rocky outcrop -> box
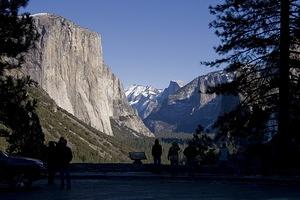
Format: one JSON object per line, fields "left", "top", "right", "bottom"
{"left": 159, "top": 80, "right": 185, "bottom": 100}
{"left": 23, "top": 13, "right": 152, "bottom": 137}
{"left": 144, "top": 71, "right": 240, "bottom": 133}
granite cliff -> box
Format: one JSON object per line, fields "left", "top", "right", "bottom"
{"left": 23, "top": 13, "right": 152, "bottom": 137}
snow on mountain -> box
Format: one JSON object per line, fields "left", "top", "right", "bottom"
{"left": 30, "top": 13, "right": 50, "bottom": 17}
{"left": 125, "top": 81, "right": 185, "bottom": 119}
{"left": 125, "top": 85, "right": 162, "bottom": 105}
{"left": 126, "top": 71, "right": 239, "bottom": 134}
{"left": 144, "top": 70, "right": 239, "bottom": 133}
{"left": 24, "top": 13, "right": 153, "bottom": 137}
{"left": 125, "top": 85, "right": 163, "bottom": 119}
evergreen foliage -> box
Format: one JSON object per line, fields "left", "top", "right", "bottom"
{"left": 0, "top": 0, "right": 38, "bottom": 74}
{"left": 189, "top": 125, "right": 217, "bottom": 165}
{"left": 0, "top": 0, "right": 44, "bottom": 158}
{"left": 206, "top": 0, "right": 300, "bottom": 144}
{"left": 26, "top": 85, "right": 191, "bottom": 163}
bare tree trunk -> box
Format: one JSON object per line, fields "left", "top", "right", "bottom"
{"left": 279, "top": 0, "right": 290, "bottom": 139}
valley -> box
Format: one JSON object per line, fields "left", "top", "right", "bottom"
{"left": 0, "top": 13, "right": 235, "bottom": 163}
{"left": 126, "top": 71, "right": 240, "bottom": 134}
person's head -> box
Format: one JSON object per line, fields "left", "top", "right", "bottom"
{"left": 58, "top": 137, "right": 64, "bottom": 143}
{"left": 62, "top": 138, "right": 67, "bottom": 146}
{"left": 59, "top": 137, "right": 67, "bottom": 146}
{"left": 155, "top": 139, "right": 159, "bottom": 145}
{"left": 222, "top": 143, "right": 226, "bottom": 148}
{"left": 48, "top": 141, "right": 55, "bottom": 148}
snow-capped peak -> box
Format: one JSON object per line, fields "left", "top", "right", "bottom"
{"left": 125, "top": 84, "right": 163, "bottom": 119}
{"left": 30, "top": 13, "right": 50, "bottom": 17}
{"left": 125, "top": 85, "right": 161, "bottom": 99}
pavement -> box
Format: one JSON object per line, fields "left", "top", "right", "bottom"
{"left": 1, "top": 163, "right": 300, "bottom": 199}
{"left": 1, "top": 178, "right": 300, "bottom": 200}
{"left": 69, "top": 171, "right": 300, "bottom": 185}
{"left": 67, "top": 163, "right": 300, "bottom": 185}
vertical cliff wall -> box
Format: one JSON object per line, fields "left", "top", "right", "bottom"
{"left": 23, "top": 13, "right": 152, "bottom": 137}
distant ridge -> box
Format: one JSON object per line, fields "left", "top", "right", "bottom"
{"left": 126, "top": 70, "right": 239, "bottom": 134}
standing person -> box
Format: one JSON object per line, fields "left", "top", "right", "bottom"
{"left": 235, "top": 146, "right": 247, "bottom": 175}
{"left": 183, "top": 141, "right": 198, "bottom": 167}
{"left": 168, "top": 142, "right": 180, "bottom": 166}
{"left": 218, "top": 143, "right": 229, "bottom": 173}
{"left": 47, "top": 141, "right": 57, "bottom": 185}
{"left": 56, "top": 137, "right": 73, "bottom": 190}
{"left": 152, "top": 139, "right": 162, "bottom": 166}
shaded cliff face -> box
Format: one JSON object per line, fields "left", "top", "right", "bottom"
{"left": 159, "top": 80, "right": 185, "bottom": 100}
{"left": 23, "top": 13, "right": 152, "bottom": 137}
{"left": 144, "top": 71, "right": 240, "bottom": 133}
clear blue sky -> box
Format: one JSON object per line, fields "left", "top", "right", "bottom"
{"left": 25, "top": 0, "right": 222, "bottom": 89}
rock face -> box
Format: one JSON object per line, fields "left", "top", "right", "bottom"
{"left": 23, "top": 13, "right": 152, "bottom": 137}
{"left": 159, "top": 80, "right": 185, "bottom": 100}
{"left": 143, "top": 71, "right": 240, "bottom": 133}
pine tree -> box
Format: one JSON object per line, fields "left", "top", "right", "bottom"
{"left": 206, "top": 0, "right": 300, "bottom": 145}
{"left": 190, "top": 125, "right": 216, "bottom": 164}
{"left": 0, "top": 0, "right": 44, "bottom": 158}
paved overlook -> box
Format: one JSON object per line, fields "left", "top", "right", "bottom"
{"left": 2, "top": 178, "right": 300, "bottom": 200}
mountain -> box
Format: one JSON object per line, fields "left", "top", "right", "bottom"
{"left": 0, "top": 85, "right": 192, "bottom": 163}
{"left": 28, "top": 86, "right": 136, "bottom": 163}
{"left": 134, "top": 71, "right": 240, "bottom": 134}
{"left": 21, "top": 13, "right": 152, "bottom": 137}
{"left": 125, "top": 85, "right": 162, "bottom": 119}
{"left": 159, "top": 80, "right": 185, "bottom": 100}
{"left": 125, "top": 80, "right": 184, "bottom": 119}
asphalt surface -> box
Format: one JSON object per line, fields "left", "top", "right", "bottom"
{"left": 1, "top": 178, "right": 300, "bottom": 200}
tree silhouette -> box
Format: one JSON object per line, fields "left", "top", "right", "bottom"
{"left": 0, "top": 0, "right": 38, "bottom": 74}
{"left": 190, "top": 125, "right": 216, "bottom": 164}
{"left": 205, "top": 0, "right": 300, "bottom": 145}
{"left": 0, "top": 0, "right": 44, "bottom": 158}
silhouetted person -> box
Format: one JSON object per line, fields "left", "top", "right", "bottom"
{"left": 56, "top": 137, "right": 73, "bottom": 189}
{"left": 218, "top": 143, "right": 229, "bottom": 173}
{"left": 168, "top": 142, "right": 180, "bottom": 166}
{"left": 183, "top": 141, "right": 198, "bottom": 167}
{"left": 152, "top": 139, "right": 162, "bottom": 165}
{"left": 47, "top": 141, "right": 57, "bottom": 185}
{"left": 235, "top": 146, "right": 247, "bottom": 175}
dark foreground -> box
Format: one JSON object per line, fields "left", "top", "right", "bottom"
{"left": 1, "top": 178, "right": 300, "bottom": 200}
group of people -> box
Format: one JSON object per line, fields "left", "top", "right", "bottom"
{"left": 46, "top": 137, "right": 229, "bottom": 186}
{"left": 46, "top": 137, "right": 73, "bottom": 189}
{"left": 151, "top": 139, "right": 184, "bottom": 166}
{"left": 152, "top": 139, "right": 229, "bottom": 168}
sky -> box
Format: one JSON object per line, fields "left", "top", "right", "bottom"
{"left": 24, "top": 0, "right": 222, "bottom": 89}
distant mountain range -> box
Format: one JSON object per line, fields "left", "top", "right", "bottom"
{"left": 126, "top": 71, "right": 240, "bottom": 134}
{"left": 125, "top": 80, "right": 184, "bottom": 119}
